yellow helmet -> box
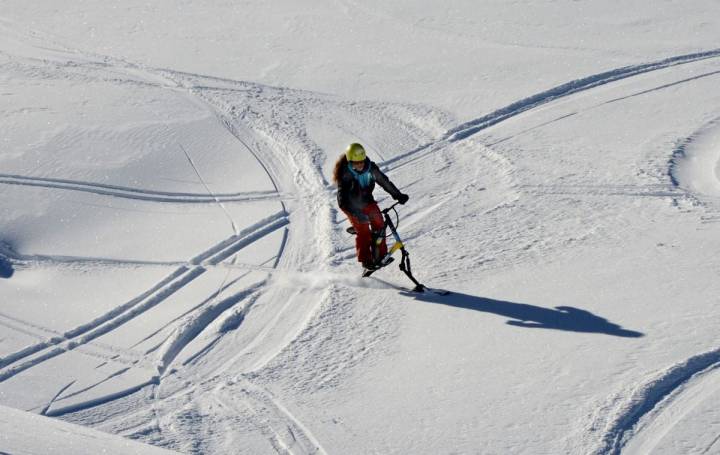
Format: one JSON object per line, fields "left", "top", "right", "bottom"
{"left": 345, "top": 143, "right": 366, "bottom": 162}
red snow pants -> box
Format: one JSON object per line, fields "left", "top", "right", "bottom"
{"left": 344, "top": 202, "right": 387, "bottom": 264}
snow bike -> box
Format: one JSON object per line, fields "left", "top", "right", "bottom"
{"left": 346, "top": 202, "right": 448, "bottom": 295}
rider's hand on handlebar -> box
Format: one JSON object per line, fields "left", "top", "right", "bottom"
{"left": 397, "top": 193, "right": 409, "bottom": 205}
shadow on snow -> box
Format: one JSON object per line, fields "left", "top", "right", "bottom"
{"left": 402, "top": 290, "right": 644, "bottom": 338}
{"left": 0, "top": 255, "right": 13, "bottom": 279}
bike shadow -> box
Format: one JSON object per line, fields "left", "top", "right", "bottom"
{"left": 401, "top": 289, "right": 644, "bottom": 338}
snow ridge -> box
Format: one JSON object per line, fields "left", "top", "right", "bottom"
{"left": 669, "top": 116, "right": 720, "bottom": 197}
{"left": 157, "top": 283, "right": 263, "bottom": 374}
{"left": 588, "top": 346, "right": 720, "bottom": 454}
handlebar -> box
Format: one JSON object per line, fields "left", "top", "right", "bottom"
{"left": 381, "top": 201, "right": 400, "bottom": 214}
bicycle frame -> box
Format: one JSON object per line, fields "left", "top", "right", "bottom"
{"left": 346, "top": 202, "right": 426, "bottom": 292}
{"left": 378, "top": 203, "right": 425, "bottom": 292}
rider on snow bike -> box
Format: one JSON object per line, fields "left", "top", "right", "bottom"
{"left": 333, "top": 143, "right": 409, "bottom": 271}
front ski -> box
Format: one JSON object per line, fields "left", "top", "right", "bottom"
{"left": 409, "top": 284, "right": 451, "bottom": 295}
{"left": 369, "top": 277, "right": 451, "bottom": 296}
{"left": 420, "top": 286, "right": 451, "bottom": 296}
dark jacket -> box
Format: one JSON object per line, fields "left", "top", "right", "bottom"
{"left": 337, "top": 159, "right": 403, "bottom": 214}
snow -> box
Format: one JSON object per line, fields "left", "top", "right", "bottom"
{"left": 671, "top": 117, "right": 720, "bottom": 198}
{"left": 0, "top": 404, "right": 175, "bottom": 454}
{"left": 2, "top": 1, "right": 720, "bottom": 454}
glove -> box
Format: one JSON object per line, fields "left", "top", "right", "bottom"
{"left": 396, "top": 193, "right": 409, "bottom": 205}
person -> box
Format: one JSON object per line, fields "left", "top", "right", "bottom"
{"left": 333, "top": 143, "right": 409, "bottom": 270}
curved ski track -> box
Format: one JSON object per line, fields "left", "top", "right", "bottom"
{"left": 142, "top": 67, "right": 333, "bottom": 454}
{"left": 379, "top": 48, "right": 720, "bottom": 173}
{"left": 586, "top": 347, "right": 720, "bottom": 455}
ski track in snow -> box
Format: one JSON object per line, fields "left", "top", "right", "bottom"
{"left": 61, "top": 53, "right": 338, "bottom": 450}
{"left": 0, "top": 45, "right": 343, "bottom": 448}
{"left": 626, "top": 366, "right": 720, "bottom": 454}
{"left": 0, "top": 174, "right": 288, "bottom": 204}
{"left": 0, "top": 311, "right": 155, "bottom": 372}
{"left": 519, "top": 183, "right": 685, "bottom": 199}
{"left": 584, "top": 347, "right": 720, "bottom": 454}
{"left": 211, "top": 379, "right": 327, "bottom": 455}
{"left": 9, "top": 254, "right": 281, "bottom": 272}
{"left": 155, "top": 285, "right": 263, "bottom": 376}
{"left": 5, "top": 27, "right": 720, "bottom": 453}
{"left": 0, "top": 212, "right": 289, "bottom": 382}
{"left": 96, "top": 289, "right": 328, "bottom": 452}
{"left": 39, "top": 380, "right": 77, "bottom": 416}
{"left": 379, "top": 48, "right": 720, "bottom": 174}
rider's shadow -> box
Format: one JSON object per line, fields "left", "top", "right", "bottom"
{"left": 0, "top": 256, "right": 13, "bottom": 279}
{"left": 401, "top": 290, "right": 644, "bottom": 338}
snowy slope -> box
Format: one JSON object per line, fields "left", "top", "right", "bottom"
{"left": 2, "top": 1, "right": 720, "bottom": 454}
{"left": 0, "top": 404, "right": 176, "bottom": 454}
